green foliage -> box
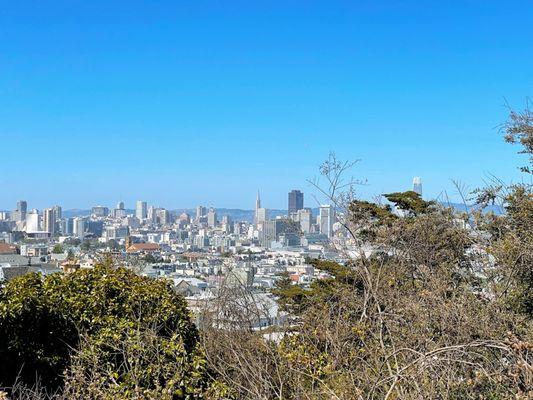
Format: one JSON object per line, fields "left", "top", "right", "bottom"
{"left": 51, "top": 244, "right": 63, "bottom": 254}
{"left": 349, "top": 200, "right": 395, "bottom": 224}
{"left": 490, "top": 185, "right": 533, "bottom": 317}
{"left": 0, "top": 262, "right": 209, "bottom": 398}
{"left": 271, "top": 273, "right": 308, "bottom": 314}
{"left": 503, "top": 106, "right": 533, "bottom": 173}
{"left": 384, "top": 190, "right": 434, "bottom": 215}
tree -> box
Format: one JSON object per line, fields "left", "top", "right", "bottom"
{"left": 383, "top": 190, "right": 434, "bottom": 215}
{"left": 0, "top": 260, "right": 216, "bottom": 398}
{"left": 197, "top": 108, "right": 533, "bottom": 399}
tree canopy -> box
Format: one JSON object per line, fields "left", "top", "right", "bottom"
{"left": 0, "top": 259, "right": 219, "bottom": 399}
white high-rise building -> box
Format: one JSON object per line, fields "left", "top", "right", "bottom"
{"left": 207, "top": 208, "right": 217, "bottom": 227}
{"left": 114, "top": 201, "right": 126, "bottom": 218}
{"left": 158, "top": 209, "right": 171, "bottom": 225}
{"left": 196, "top": 205, "right": 207, "bottom": 220}
{"left": 256, "top": 207, "right": 267, "bottom": 224}
{"left": 147, "top": 206, "right": 157, "bottom": 224}
{"left": 52, "top": 205, "right": 62, "bottom": 221}
{"left": 25, "top": 209, "right": 40, "bottom": 233}
{"left": 297, "top": 208, "right": 312, "bottom": 234}
{"left": 73, "top": 217, "right": 86, "bottom": 238}
{"left": 136, "top": 201, "right": 147, "bottom": 220}
{"left": 255, "top": 190, "right": 261, "bottom": 225}
{"left": 319, "top": 205, "right": 335, "bottom": 238}
{"left": 413, "top": 177, "right": 422, "bottom": 196}
{"left": 43, "top": 208, "right": 56, "bottom": 234}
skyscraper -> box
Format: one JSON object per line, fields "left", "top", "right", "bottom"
{"left": 73, "top": 217, "right": 86, "bottom": 238}
{"left": 297, "top": 208, "right": 312, "bottom": 234}
{"left": 196, "top": 205, "right": 207, "bottom": 220}
{"left": 147, "top": 206, "right": 157, "bottom": 224}
{"left": 25, "top": 209, "right": 40, "bottom": 233}
{"left": 61, "top": 218, "right": 74, "bottom": 235}
{"left": 114, "top": 202, "right": 126, "bottom": 218}
{"left": 255, "top": 190, "right": 261, "bottom": 224}
{"left": 288, "top": 190, "right": 304, "bottom": 216}
{"left": 413, "top": 177, "right": 422, "bottom": 196}
{"left": 52, "top": 205, "right": 62, "bottom": 221}
{"left": 13, "top": 200, "right": 28, "bottom": 222}
{"left": 256, "top": 208, "right": 267, "bottom": 224}
{"left": 207, "top": 208, "right": 217, "bottom": 227}
{"left": 136, "top": 201, "right": 147, "bottom": 220}
{"left": 43, "top": 208, "right": 56, "bottom": 234}
{"left": 158, "top": 209, "right": 171, "bottom": 225}
{"left": 319, "top": 205, "right": 335, "bottom": 238}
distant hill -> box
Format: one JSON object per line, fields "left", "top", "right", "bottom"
{"left": 441, "top": 202, "right": 504, "bottom": 215}
{"left": 60, "top": 203, "right": 503, "bottom": 222}
{"left": 171, "top": 208, "right": 291, "bottom": 223}
{"left": 62, "top": 209, "right": 91, "bottom": 218}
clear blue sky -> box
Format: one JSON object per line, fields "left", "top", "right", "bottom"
{"left": 1, "top": 0, "right": 532, "bottom": 210}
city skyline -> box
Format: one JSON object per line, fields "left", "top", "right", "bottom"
{"left": 0, "top": 179, "right": 412, "bottom": 212}
{"left": 1, "top": 1, "right": 531, "bottom": 209}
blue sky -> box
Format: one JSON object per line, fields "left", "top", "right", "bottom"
{"left": 0, "top": 0, "right": 532, "bottom": 210}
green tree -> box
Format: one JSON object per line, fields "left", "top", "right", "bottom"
{"left": 383, "top": 190, "right": 434, "bottom": 215}
{"left": 0, "top": 261, "right": 213, "bottom": 398}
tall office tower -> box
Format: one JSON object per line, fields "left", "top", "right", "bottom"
{"left": 17, "top": 200, "right": 27, "bottom": 218}
{"left": 136, "top": 201, "right": 147, "bottom": 220}
{"left": 87, "top": 220, "right": 104, "bottom": 236}
{"left": 297, "top": 208, "right": 312, "bottom": 234}
{"left": 114, "top": 201, "right": 126, "bottom": 218}
{"left": 196, "top": 205, "right": 207, "bottom": 220}
{"left": 207, "top": 207, "right": 217, "bottom": 227}
{"left": 158, "top": 209, "right": 171, "bottom": 225}
{"left": 255, "top": 190, "right": 261, "bottom": 224}
{"left": 319, "top": 205, "right": 335, "bottom": 238}
{"left": 52, "top": 205, "right": 62, "bottom": 221}
{"left": 73, "top": 217, "right": 86, "bottom": 238}
{"left": 61, "top": 218, "right": 74, "bottom": 235}
{"left": 261, "top": 218, "right": 298, "bottom": 248}
{"left": 256, "top": 207, "right": 267, "bottom": 224}
{"left": 221, "top": 215, "right": 233, "bottom": 233}
{"left": 25, "top": 209, "right": 40, "bottom": 233}
{"left": 288, "top": 190, "right": 304, "bottom": 216}
{"left": 413, "top": 177, "right": 423, "bottom": 196}
{"left": 147, "top": 206, "right": 157, "bottom": 223}
{"left": 43, "top": 208, "right": 56, "bottom": 234}
{"left": 13, "top": 200, "right": 28, "bottom": 222}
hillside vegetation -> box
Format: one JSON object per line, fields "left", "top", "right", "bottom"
{"left": 0, "top": 109, "right": 532, "bottom": 399}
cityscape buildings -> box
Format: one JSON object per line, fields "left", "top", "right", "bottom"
{"left": 288, "top": 189, "right": 304, "bottom": 216}
{"left": 1, "top": 184, "right": 448, "bottom": 333}
{"left": 318, "top": 205, "right": 335, "bottom": 238}
{"left": 136, "top": 201, "right": 147, "bottom": 220}
{"left": 25, "top": 209, "right": 40, "bottom": 234}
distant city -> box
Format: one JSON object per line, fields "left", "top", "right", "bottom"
{"left": 0, "top": 177, "right": 437, "bottom": 296}
{"left": 0, "top": 177, "right": 424, "bottom": 244}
